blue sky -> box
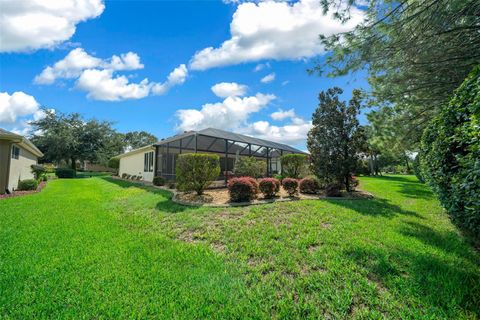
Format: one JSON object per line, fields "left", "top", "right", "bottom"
{"left": 0, "top": 0, "right": 368, "bottom": 150}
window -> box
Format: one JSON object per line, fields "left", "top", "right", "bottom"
{"left": 11, "top": 145, "right": 20, "bottom": 160}
{"left": 144, "top": 151, "right": 154, "bottom": 172}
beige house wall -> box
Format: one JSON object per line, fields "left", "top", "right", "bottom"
{"left": 119, "top": 149, "right": 155, "bottom": 182}
{"left": 8, "top": 143, "right": 38, "bottom": 191}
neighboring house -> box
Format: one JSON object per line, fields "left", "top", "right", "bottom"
{"left": 0, "top": 129, "right": 43, "bottom": 194}
{"left": 117, "top": 127, "right": 305, "bottom": 182}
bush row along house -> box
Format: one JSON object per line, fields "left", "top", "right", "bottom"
{"left": 0, "top": 129, "right": 43, "bottom": 194}
{"left": 117, "top": 127, "right": 306, "bottom": 182}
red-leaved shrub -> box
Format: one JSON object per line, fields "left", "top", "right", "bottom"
{"left": 299, "top": 177, "right": 320, "bottom": 194}
{"left": 282, "top": 178, "right": 298, "bottom": 196}
{"left": 228, "top": 177, "right": 259, "bottom": 202}
{"left": 258, "top": 178, "right": 280, "bottom": 198}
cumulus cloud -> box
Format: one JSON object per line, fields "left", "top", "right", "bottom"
{"left": 76, "top": 69, "right": 151, "bottom": 101}
{"left": 271, "top": 108, "right": 295, "bottom": 121}
{"left": 176, "top": 93, "right": 275, "bottom": 132}
{"left": 254, "top": 62, "right": 270, "bottom": 72}
{"left": 0, "top": 91, "right": 40, "bottom": 124}
{"left": 34, "top": 48, "right": 144, "bottom": 84}
{"left": 175, "top": 91, "right": 311, "bottom": 145}
{"left": 190, "top": 0, "right": 364, "bottom": 70}
{"left": 261, "top": 73, "right": 276, "bottom": 83}
{"left": 211, "top": 82, "right": 248, "bottom": 98}
{"left": 151, "top": 64, "right": 188, "bottom": 95}
{"left": 34, "top": 48, "right": 187, "bottom": 101}
{"left": 239, "top": 117, "right": 312, "bottom": 145}
{"left": 0, "top": 0, "right": 105, "bottom": 52}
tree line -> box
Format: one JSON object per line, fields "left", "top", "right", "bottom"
{"left": 30, "top": 110, "right": 157, "bottom": 169}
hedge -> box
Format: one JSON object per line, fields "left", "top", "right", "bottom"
{"left": 153, "top": 176, "right": 166, "bottom": 186}
{"left": 420, "top": 65, "right": 480, "bottom": 239}
{"left": 55, "top": 168, "right": 76, "bottom": 178}
{"left": 233, "top": 157, "right": 265, "bottom": 178}
{"left": 258, "top": 178, "right": 280, "bottom": 198}
{"left": 282, "top": 178, "right": 298, "bottom": 196}
{"left": 176, "top": 153, "right": 220, "bottom": 195}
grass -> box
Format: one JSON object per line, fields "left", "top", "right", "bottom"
{"left": 0, "top": 175, "right": 478, "bottom": 319}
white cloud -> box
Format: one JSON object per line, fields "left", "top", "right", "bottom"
{"left": 240, "top": 117, "right": 312, "bottom": 145}
{"left": 281, "top": 80, "right": 290, "bottom": 86}
{"left": 34, "top": 48, "right": 187, "bottom": 101}
{"left": 190, "top": 0, "right": 364, "bottom": 70}
{"left": 271, "top": 108, "right": 295, "bottom": 120}
{"left": 254, "top": 62, "right": 270, "bottom": 72}
{"left": 34, "top": 48, "right": 144, "bottom": 84}
{"left": 151, "top": 64, "right": 188, "bottom": 95}
{"left": 176, "top": 93, "right": 275, "bottom": 132}
{"left": 0, "top": 0, "right": 105, "bottom": 52}
{"left": 211, "top": 82, "right": 248, "bottom": 98}
{"left": 76, "top": 69, "right": 151, "bottom": 101}
{"left": 0, "top": 91, "right": 40, "bottom": 124}
{"left": 261, "top": 73, "right": 276, "bottom": 83}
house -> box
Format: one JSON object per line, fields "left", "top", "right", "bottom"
{"left": 0, "top": 129, "right": 44, "bottom": 194}
{"left": 117, "top": 127, "right": 305, "bottom": 182}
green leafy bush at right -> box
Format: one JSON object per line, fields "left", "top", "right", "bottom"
{"left": 420, "top": 65, "right": 480, "bottom": 240}
{"left": 17, "top": 179, "right": 38, "bottom": 191}
{"left": 55, "top": 168, "right": 76, "bottom": 178}
{"left": 153, "top": 176, "right": 165, "bottom": 186}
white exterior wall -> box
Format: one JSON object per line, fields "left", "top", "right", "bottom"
{"left": 119, "top": 150, "right": 154, "bottom": 182}
{"left": 8, "top": 144, "right": 38, "bottom": 191}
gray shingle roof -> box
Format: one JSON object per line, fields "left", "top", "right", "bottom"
{"left": 155, "top": 127, "right": 305, "bottom": 154}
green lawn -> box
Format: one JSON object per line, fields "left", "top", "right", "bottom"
{"left": 1, "top": 176, "right": 479, "bottom": 319}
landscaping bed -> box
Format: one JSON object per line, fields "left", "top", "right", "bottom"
{"left": 0, "top": 181, "right": 47, "bottom": 200}
{"left": 174, "top": 186, "right": 373, "bottom": 207}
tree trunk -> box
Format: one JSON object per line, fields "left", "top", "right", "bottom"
{"left": 71, "top": 157, "right": 76, "bottom": 170}
{"left": 404, "top": 154, "right": 411, "bottom": 171}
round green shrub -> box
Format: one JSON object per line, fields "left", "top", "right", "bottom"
{"left": 420, "top": 65, "right": 480, "bottom": 239}
{"left": 228, "top": 177, "right": 259, "bottom": 202}
{"left": 176, "top": 153, "right": 221, "bottom": 195}
{"left": 233, "top": 157, "right": 265, "bottom": 178}
{"left": 17, "top": 179, "right": 38, "bottom": 191}
{"left": 153, "top": 176, "right": 166, "bottom": 186}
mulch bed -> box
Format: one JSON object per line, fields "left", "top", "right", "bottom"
{"left": 0, "top": 181, "right": 47, "bottom": 200}
{"left": 174, "top": 186, "right": 374, "bottom": 207}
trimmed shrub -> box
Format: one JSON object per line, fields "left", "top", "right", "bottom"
{"left": 55, "top": 168, "right": 76, "bottom": 178}
{"left": 125, "top": 174, "right": 131, "bottom": 180}
{"left": 43, "top": 163, "right": 55, "bottom": 173}
{"left": 259, "top": 178, "right": 280, "bottom": 198}
{"left": 121, "top": 173, "right": 127, "bottom": 179}
{"left": 17, "top": 179, "right": 38, "bottom": 191}
{"left": 233, "top": 157, "right": 265, "bottom": 178}
{"left": 131, "top": 175, "right": 137, "bottom": 180}
{"left": 168, "top": 182, "right": 176, "bottom": 189}
{"left": 299, "top": 177, "right": 320, "bottom": 194}
{"left": 274, "top": 174, "right": 284, "bottom": 182}
{"left": 31, "top": 164, "right": 46, "bottom": 180}
{"left": 176, "top": 153, "right": 221, "bottom": 195}
{"left": 325, "top": 183, "right": 342, "bottom": 197}
{"left": 108, "top": 157, "right": 120, "bottom": 170}
{"left": 228, "top": 177, "right": 259, "bottom": 202}
{"left": 421, "top": 65, "right": 480, "bottom": 239}
{"left": 153, "top": 176, "right": 166, "bottom": 186}
{"left": 282, "top": 178, "right": 298, "bottom": 196}
{"left": 281, "top": 154, "right": 308, "bottom": 178}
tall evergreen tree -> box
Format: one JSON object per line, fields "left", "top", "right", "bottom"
{"left": 307, "top": 88, "right": 365, "bottom": 191}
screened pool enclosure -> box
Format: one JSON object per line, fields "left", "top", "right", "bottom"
{"left": 154, "top": 128, "right": 306, "bottom": 181}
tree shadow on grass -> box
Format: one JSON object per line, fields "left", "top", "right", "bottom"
{"left": 101, "top": 177, "right": 194, "bottom": 213}
{"left": 344, "top": 244, "right": 480, "bottom": 317}
{"left": 325, "top": 197, "right": 423, "bottom": 219}
{"left": 372, "top": 175, "right": 434, "bottom": 200}
{"left": 399, "top": 221, "right": 480, "bottom": 265}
